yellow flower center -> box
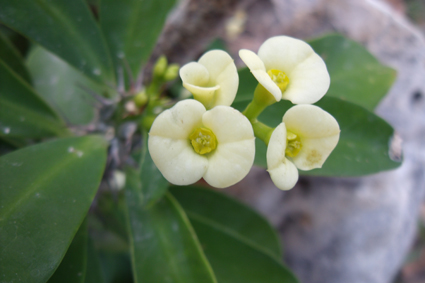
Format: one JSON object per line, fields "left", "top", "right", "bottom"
{"left": 285, "top": 131, "right": 302, "bottom": 157}
{"left": 267, "top": 69, "right": 289, "bottom": 93}
{"left": 189, "top": 127, "right": 217, "bottom": 155}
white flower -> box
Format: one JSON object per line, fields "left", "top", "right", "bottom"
{"left": 267, "top": 105, "right": 340, "bottom": 190}
{"left": 239, "top": 36, "right": 330, "bottom": 104}
{"left": 179, "top": 50, "right": 239, "bottom": 109}
{"left": 148, "top": 99, "right": 255, "bottom": 188}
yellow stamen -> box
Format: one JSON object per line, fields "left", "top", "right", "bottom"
{"left": 267, "top": 69, "right": 289, "bottom": 93}
{"left": 189, "top": 127, "right": 217, "bottom": 155}
{"left": 285, "top": 131, "right": 302, "bottom": 157}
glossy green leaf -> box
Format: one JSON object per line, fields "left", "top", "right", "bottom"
{"left": 0, "top": 0, "right": 115, "bottom": 83}
{"left": 170, "top": 186, "right": 281, "bottom": 259}
{"left": 26, "top": 46, "right": 113, "bottom": 125}
{"left": 309, "top": 33, "right": 396, "bottom": 111}
{"left": 139, "top": 132, "right": 169, "bottom": 207}
{"left": 0, "top": 60, "right": 69, "bottom": 139}
{"left": 124, "top": 170, "right": 217, "bottom": 283}
{"left": 190, "top": 217, "right": 298, "bottom": 283}
{"left": 100, "top": 0, "right": 176, "bottom": 77}
{"left": 0, "top": 135, "right": 108, "bottom": 283}
{"left": 233, "top": 97, "right": 401, "bottom": 176}
{"left": 48, "top": 220, "right": 88, "bottom": 283}
{"left": 0, "top": 32, "right": 31, "bottom": 83}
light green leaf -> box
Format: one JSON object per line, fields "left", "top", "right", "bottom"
{"left": 233, "top": 97, "right": 401, "bottom": 176}
{"left": 309, "top": 33, "right": 396, "bottom": 111}
{"left": 0, "top": 0, "right": 115, "bottom": 83}
{"left": 0, "top": 135, "right": 108, "bottom": 283}
{"left": 100, "top": 0, "right": 176, "bottom": 77}
{"left": 190, "top": 217, "right": 299, "bottom": 283}
{"left": 0, "top": 31, "right": 31, "bottom": 83}
{"left": 48, "top": 220, "right": 88, "bottom": 283}
{"left": 0, "top": 60, "right": 69, "bottom": 139}
{"left": 26, "top": 46, "right": 113, "bottom": 125}
{"left": 170, "top": 186, "right": 281, "bottom": 259}
{"left": 124, "top": 169, "right": 217, "bottom": 283}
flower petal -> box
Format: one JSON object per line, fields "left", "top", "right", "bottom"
{"left": 268, "top": 158, "right": 299, "bottom": 191}
{"left": 202, "top": 106, "right": 254, "bottom": 143}
{"left": 282, "top": 105, "right": 340, "bottom": 170}
{"left": 291, "top": 135, "right": 340, "bottom": 170}
{"left": 258, "top": 36, "right": 315, "bottom": 75}
{"left": 266, "top": 122, "right": 287, "bottom": 170}
{"left": 180, "top": 62, "right": 210, "bottom": 87}
{"left": 149, "top": 99, "right": 205, "bottom": 139}
{"left": 282, "top": 105, "right": 340, "bottom": 138}
{"left": 199, "top": 50, "right": 238, "bottom": 107}
{"left": 239, "top": 49, "right": 281, "bottom": 101}
{"left": 266, "top": 123, "right": 298, "bottom": 190}
{"left": 203, "top": 139, "right": 255, "bottom": 188}
{"left": 258, "top": 36, "right": 330, "bottom": 104}
{"left": 283, "top": 53, "right": 330, "bottom": 104}
{"left": 148, "top": 136, "right": 208, "bottom": 185}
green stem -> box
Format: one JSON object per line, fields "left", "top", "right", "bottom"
{"left": 242, "top": 84, "right": 278, "bottom": 121}
{"left": 251, "top": 121, "right": 274, "bottom": 145}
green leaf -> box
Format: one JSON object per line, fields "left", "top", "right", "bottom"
{"left": 26, "top": 46, "right": 112, "bottom": 126}
{"left": 233, "top": 97, "right": 401, "bottom": 176}
{"left": 139, "top": 132, "right": 169, "bottom": 207}
{"left": 124, "top": 170, "right": 217, "bottom": 283}
{"left": 48, "top": 220, "right": 88, "bottom": 283}
{"left": 84, "top": 237, "right": 106, "bottom": 283}
{"left": 170, "top": 186, "right": 281, "bottom": 259}
{"left": 100, "top": 0, "right": 176, "bottom": 77}
{"left": 0, "top": 135, "right": 108, "bottom": 283}
{"left": 0, "top": 0, "right": 115, "bottom": 83}
{"left": 0, "top": 60, "right": 69, "bottom": 139}
{"left": 308, "top": 33, "right": 396, "bottom": 111}
{"left": 190, "top": 218, "right": 299, "bottom": 283}
{"left": 0, "top": 32, "right": 31, "bottom": 83}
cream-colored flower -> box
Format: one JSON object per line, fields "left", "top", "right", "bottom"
{"left": 149, "top": 99, "right": 255, "bottom": 188}
{"left": 239, "top": 36, "right": 330, "bottom": 104}
{"left": 267, "top": 105, "right": 340, "bottom": 190}
{"left": 179, "top": 50, "right": 238, "bottom": 109}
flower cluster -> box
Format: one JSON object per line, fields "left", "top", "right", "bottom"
{"left": 148, "top": 35, "right": 340, "bottom": 190}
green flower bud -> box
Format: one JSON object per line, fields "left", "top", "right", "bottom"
{"left": 163, "top": 64, "right": 180, "bottom": 81}
{"left": 134, "top": 90, "right": 148, "bottom": 107}
{"left": 153, "top": 55, "right": 168, "bottom": 79}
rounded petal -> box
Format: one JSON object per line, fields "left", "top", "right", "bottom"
{"left": 282, "top": 105, "right": 340, "bottom": 170}
{"left": 203, "top": 139, "right": 255, "bottom": 188}
{"left": 258, "top": 36, "right": 315, "bottom": 75}
{"left": 201, "top": 50, "right": 239, "bottom": 106}
{"left": 266, "top": 122, "right": 298, "bottom": 190}
{"left": 239, "top": 49, "right": 281, "bottom": 101}
{"left": 268, "top": 158, "right": 299, "bottom": 191}
{"left": 149, "top": 99, "right": 205, "bottom": 139}
{"left": 266, "top": 123, "right": 287, "bottom": 170}
{"left": 180, "top": 62, "right": 219, "bottom": 106}
{"left": 282, "top": 105, "right": 340, "bottom": 138}
{"left": 148, "top": 136, "right": 208, "bottom": 185}
{"left": 291, "top": 135, "right": 340, "bottom": 170}
{"left": 282, "top": 54, "right": 330, "bottom": 104}
{"left": 202, "top": 106, "right": 254, "bottom": 143}
{"left": 258, "top": 36, "right": 330, "bottom": 104}
{"left": 180, "top": 62, "right": 210, "bottom": 87}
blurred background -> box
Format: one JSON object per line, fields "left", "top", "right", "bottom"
{"left": 146, "top": 0, "right": 425, "bottom": 282}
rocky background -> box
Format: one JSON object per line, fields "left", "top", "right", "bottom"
{"left": 152, "top": 1, "right": 425, "bottom": 282}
